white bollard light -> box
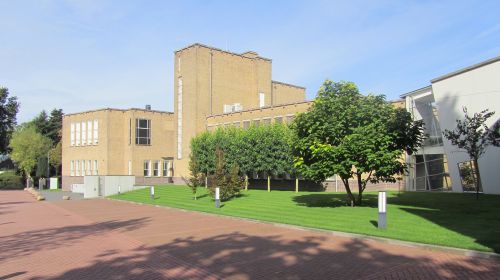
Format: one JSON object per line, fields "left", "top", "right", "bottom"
{"left": 150, "top": 186, "right": 155, "bottom": 200}
{"left": 215, "top": 187, "right": 220, "bottom": 208}
{"left": 378, "top": 191, "right": 387, "bottom": 229}
{"left": 118, "top": 185, "right": 121, "bottom": 194}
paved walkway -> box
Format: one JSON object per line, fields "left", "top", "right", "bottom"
{"left": 39, "top": 190, "right": 84, "bottom": 201}
{"left": 1, "top": 191, "right": 499, "bottom": 279}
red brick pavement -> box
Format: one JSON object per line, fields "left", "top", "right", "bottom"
{"left": 1, "top": 190, "right": 499, "bottom": 279}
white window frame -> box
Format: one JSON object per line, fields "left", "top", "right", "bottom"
{"left": 253, "top": 119, "right": 260, "bottom": 127}
{"left": 177, "top": 78, "right": 183, "bottom": 159}
{"left": 75, "top": 122, "right": 80, "bottom": 146}
{"left": 93, "top": 120, "right": 99, "bottom": 145}
{"left": 75, "top": 160, "right": 80, "bottom": 176}
{"left": 87, "top": 160, "right": 91, "bottom": 175}
{"left": 144, "top": 160, "right": 151, "bottom": 177}
{"left": 82, "top": 160, "right": 86, "bottom": 176}
{"left": 153, "top": 160, "right": 160, "bottom": 177}
{"left": 163, "top": 161, "right": 168, "bottom": 177}
{"left": 70, "top": 123, "right": 75, "bottom": 146}
{"left": 70, "top": 160, "right": 74, "bottom": 176}
{"left": 242, "top": 120, "right": 250, "bottom": 129}
{"left": 274, "top": 116, "right": 283, "bottom": 124}
{"left": 262, "top": 117, "right": 272, "bottom": 125}
{"left": 81, "top": 121, "right": 87, "bottom": 145}
{"left": 259, "top": 93, "right": 265, "bottom": 108}
{"left": 93, "top": 160, "right": 98, "bottom": 175}
{"left": 87, "top": 120, "right": 93, "bottom": 145}
{"left": 135, "top": 119, "right": 151, "bottom": 145}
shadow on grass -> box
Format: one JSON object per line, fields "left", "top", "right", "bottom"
{"left": 293, "top": 193, "right": 378, "bottom": 208}
{"left": 36, "top": 231, "right": 500, "bottom": 280}
{"left": 389, "top": 192, "right": 500, "bottom": 253}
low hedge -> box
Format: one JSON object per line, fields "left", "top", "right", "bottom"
{"left": 0, "top": 171, "right": 24, "bottom": 190}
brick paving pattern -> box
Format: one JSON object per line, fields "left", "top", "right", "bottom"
{"left": 1, "top": 190, "right": 499, "bottom": 279}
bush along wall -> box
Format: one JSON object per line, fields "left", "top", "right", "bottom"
{"left": 190, "top": 124, "right": 296, "bottom": 194}
{"left": 0, "top": 170, "right": 24, "bottom": 189}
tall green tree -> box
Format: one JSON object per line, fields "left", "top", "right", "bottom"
{"left": 443, "top": 107, "right": 500, "bottom": 199}
{"left": 9, "top": 125, "right": 52, "bottom": 179}
{"left": 31, "top": 109, "right": 63, "bottom": 143}
{"left": 0, "top": 87, "right": 20, "bottom": 154}
{"left": 48, "top": 141, "right": 62, "bottom": 176}
{"left": 292, "top": 80, "right": 424, "bottom": 206}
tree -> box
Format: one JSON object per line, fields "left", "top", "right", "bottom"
{"left": 208, "top": 149, "right": 244, "bottom": 201}
{"left": 47, "top": 109, "right": 63, "bottom": 143}
{"left": 292, "top": 80, "right": 424, "bottom": 206}
{"left": 443, "top": 107, "right": 500, "bottom": 199}
{"left": 9, "top": 125, "right": 52, "bottom": 179}
{"left": 184, "top": 152, "right": 204, "bottom": 200}
{"left": 0, "top": 87, "right": 20, "bottom": 154}
{"left": 30, "top": 109, "right": 63, "bottom": 143}
{"left": 48, "top": 141, "right": 62, "bottom": 176}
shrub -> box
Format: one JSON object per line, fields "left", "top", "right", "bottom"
{"left": 0, "top": 170, "right": 23, "bottom": 189}
{"left": 208, "top": 149, "right": 244, "bottom": 201}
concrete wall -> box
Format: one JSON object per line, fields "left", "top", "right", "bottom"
{"left": 431, "top": 59, "right": 500, "bottom": 194}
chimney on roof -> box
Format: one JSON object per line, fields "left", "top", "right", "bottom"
{"left": 145, "top": 105, "right": 151, "bottom": 110}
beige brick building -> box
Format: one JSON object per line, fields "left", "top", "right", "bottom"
{"left": 61, "top": 43, "right": 311, "bottom": 188}
{"left": 61, "top": 108, "right": 175, "bottom": 190}
{"left": 173, "top": 43, "right": 309, "bottom": 181}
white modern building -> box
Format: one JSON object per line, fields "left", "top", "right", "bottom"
{"left": 401, "top": 56, "right": 500, "bottom": 194}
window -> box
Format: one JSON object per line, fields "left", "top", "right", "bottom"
{"left": 274, "top": 116, "right": 283, "bottom": 124}
{"left": 223, "top": 103, "right": 243, "bottom": 113}
{"left": 233, "top": 121, "right": 240, "bottom": 128}
{"left": 81, "top": 121, "right": 86, "bottom": 145}
{"left": 286, "top": 115, "right": 295, "bottom": 124}
{"left": 259, "top": 93, "right": 265, "bottom": 108}
{"left": 93, "top": 120, "right": 99, "bottom": 144}
{"left": 262, "top": 118, "right": 271, "bottom": 125}
{"left": 70, "top": 160, "right": 74, "bottom": 176}
{"left": 243, "top": 120, "right": 250, "bottom": 129}
{"left": 224, "top": 123, "right": 231, "bottom": 128}
{"left": 75, "top": 122, "right": 80, "bottom": 146}
{"left": 177, "top": 78, "right": 183, "bottom": 159}
{"left": 75, "top": 160, "right": 80, "bottom": 176}
{"left": 93, "top": 160, "right": 98, "bottom": 175}
{"left": 207, "top": 125, "right": 215, "bottom": 132}
{"left": 128, "top": 160, "right": 132, "bottom": 175}
{"left": 136, "top": 119, "right": 151, "bottom": 145}
{"left": 87, "top": 120, "right": 92, "bottom": 144}
{"left": 144, "top": 160, "right": 151, "bottom": 176}
{"left": 70, "top": 123, "right": 75, "bottom": 146}
{"left": 87, "top": 160, "right": 91, "bottom": 175}
{"left": 163, "top": 161, "right": 169, "bottom": 176}
{"left": 253, "top": 119, "right": 260, "bottom": 127}
{"left": 82, "top": 160, "right": 86, "bottom": 176}
{"left": 153, "top": 160, "right": 160, "bottom": 176}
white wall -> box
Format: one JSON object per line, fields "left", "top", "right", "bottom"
{"left": 432, "top": 60, "right": 500, "bottom": 194}
{"left": 103, "top": 176, "right": 135, "bottom": 196}
{"left": 83, "top": 176, "right": 99, "bottom": 198}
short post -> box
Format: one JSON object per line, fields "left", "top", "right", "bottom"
{"left": 378, "top": 191, "right": 387, "bottom": 229}
{"left": 267, "top": 176, "right": 270, "bottom": 192}
{"left": 118, "top": 185, "right": 121, "bottom": 195}
{"left": 215, "top": 187, "right": 220, "bottom": 208}
{"left": 295, "top": 178, "right": 299, "bottom": 193}
{"left": 245, "top": 175, "right": 248, "bottom": 191}
{"left": 150, "top": 186, "right": 155, "bottom": 200}
{"left": 205, "top": 174, "right": 208, "bottom": 189}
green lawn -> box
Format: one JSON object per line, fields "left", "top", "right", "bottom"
{"left": 111, "top": 186, "right": 500, "bottom": 253}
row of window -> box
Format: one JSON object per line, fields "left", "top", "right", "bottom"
{"left": 70, "top": 120, "right": 99, "bottom": 146}
{"left": 143, "top": 160, "right": 173, "bottom": 177}
{"left": 70, "top": 160, "right": 99, "bottom": 176}
{"left": 207, "top": 115, "right": 295, "bottom": 131}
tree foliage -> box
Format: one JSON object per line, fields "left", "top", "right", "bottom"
{"left": 0, "top": 87, "right": 20, "bottom": 154}
{"left": 190, "top": 124, "right": 294, "bottom": 178}
{"left": 9, "top": 125, "right": 52, "bottom": 178}
{"left": 291, "top": 80, "right": 424, "bottom": 206}
{"left": 30, "top": 109, "right": 63, "bottom": 144}
{"left": 207, "top": 149, "right": 244, "bottom": 201}
{"left": 48, "top": 141, "right": 62, "bottom": 175}
{"left": 443, "top": 107, "right": 500, "bottom": 198}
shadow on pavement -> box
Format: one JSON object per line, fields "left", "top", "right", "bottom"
{"left": 31, "top": 231, "right": 500, "bottom": 280}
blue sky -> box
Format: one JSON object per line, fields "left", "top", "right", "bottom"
{"left": 1, "top": 0, "right": 499, "bottom": 122}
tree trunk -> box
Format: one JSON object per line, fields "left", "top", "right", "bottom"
{"left": 356, "top": 173, "right": 363, "bottom": 206}
{"left": 473, "top": 158, "right": 482, "bottom": 200}
{"left": 342, "top": 178, "right": 356, "bottom": 207}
